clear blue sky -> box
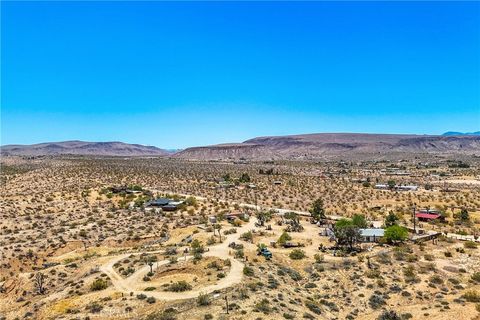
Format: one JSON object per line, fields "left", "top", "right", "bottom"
{"left": 2, "top": 1, "right": 479, "bottom": 149}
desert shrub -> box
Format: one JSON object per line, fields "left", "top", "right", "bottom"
{"left": 240, "top": 231, "right": 253, "bottom": 242}
{"left": 85, "top": 302, "right": 103, "bottom": 313}
{"left": 424, "top": 254, "right": 434, "bottom": 261}
{"left": 369, "top": 294, "right": 385, "bottom": 309}
{"left": 166, "top": 281, "right": 192, "bottom": 292}
{"left": 314, "top": 253, "right": 324, "bottom": 263}
{"left": 243, "top": 266, "right": 254, "bottom": 276}
{"left": 146, "top": 296, "right": 156, "bottom": 304}
{"left": 267, "top": 275, "right": 279, "bottom": 289}
{"left": 403, "top": 265, "right": 418, "bottom": 282}
{"left": 464, "top": 241, "right": 478, "bottom": 249}
{"left": 464, "top": 290, "right": 480, "bottom": 303}
{"left": 289, "top": 249, "right": 306, "bottom": 260}
{"left": 305, "top": 282, "right": 317, "bottom": 288}
{"left": 197, "top": 292, "right": 210, "bottom": 306}
{"left": 377, "top": 310, "right": 401, "bottom": 320}
{"left": 90, "top": 279, "right": 108, "bottom": 291}
{"left": 235, "top": 249, "right": 244, "bottom": 258}
{"left": 254, "top": 298, "right": 271, "bottom": 314}
{"left": 278, "top": 266, "right": 302, "bottom": 281}
{"left": 146, "top": 308, "right": 177, "bottom": 320}
{"left": 365, "top": 269, "right": 381, "bottom": 279}
{"left": 471, "top": 272, "right": 480, "bottom": 283}
{"left": 429, "top": 275, "right": 443, "bottom": 285}
{"left": 305, "top": 300, "right": 322, "bottom": 314}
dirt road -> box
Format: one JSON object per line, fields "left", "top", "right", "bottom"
{"left": 99, "top": 218, "right": 256, "bottom": 300}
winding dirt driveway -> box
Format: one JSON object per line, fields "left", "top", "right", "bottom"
{"left": 100, "top": 218, "right": 256, "bottom": 300}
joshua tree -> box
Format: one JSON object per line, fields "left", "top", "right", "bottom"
{"left": 214, "top": 224, "right": 223, "bottom": 241}
{"left": 145, "top": 256, "right": 157, "bottom": 275}
{"left": 310, "top": 198, "right": 326, "bottom": 223}
{"left": 34, "top": 272, "right": 46, "bottom": 295}
{"left": 256, "top": 210, "right": 272, "bottom": 226}
{"left": 284, "top": 212, "right": 304, "bottom": 232}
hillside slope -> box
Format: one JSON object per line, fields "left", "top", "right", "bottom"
{"left": 175, "top": 133, "right": 480, "bottom": 160}
{"left": 1, "top": 141, "right": 170, "bottom": 157}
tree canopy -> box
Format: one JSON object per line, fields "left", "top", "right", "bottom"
{"left": 384, "top": 211, "right": 399, "bottom": 227}
{"left": 333, "top": 219, "right": 361, "bottom": 251}
{"left": 384, "top": 225, "right": 408, "bottom": 244}
{"left": 352, "top": 214, "right": 368, "bottom": 228}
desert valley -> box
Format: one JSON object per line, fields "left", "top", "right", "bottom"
{"left": 1, "top": 133, "right": 480, "bottom": 320}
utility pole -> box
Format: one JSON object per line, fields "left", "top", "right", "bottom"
{"left": 412, "top": 203, "right": 417, "bottom": 234}
{"left": 224, "top": 293, "right": 229, "bottom": 314}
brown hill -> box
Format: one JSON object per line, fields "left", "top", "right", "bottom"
{"left": 175, "top": 133, "right": 480, "bottom": 160}
{"left": 0, "top": 141, "right": 170, "bottom": 157}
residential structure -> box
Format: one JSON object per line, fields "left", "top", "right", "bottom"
{"left": 359, "top": 228, "right": 385, "bottom": 242}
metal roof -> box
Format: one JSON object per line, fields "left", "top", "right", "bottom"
{"left": 416, "top": 213, "right": 441, "bottom": 219}
{"left": 151, "top": 198, "right": 171, "bottom": 205}
{"left": 359, "top": 228, "right": 385, "bottom": 237}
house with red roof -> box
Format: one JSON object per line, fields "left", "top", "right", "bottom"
{"left": 416, "top": 209, "right": 445, "bottom": 222}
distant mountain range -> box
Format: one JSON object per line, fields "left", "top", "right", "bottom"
{"left": 175, "top": 133, "right": 480, "bottom": 160}
{"left": 442, "top": 131, "right": 480, "bottom": 136}
{"left": 0, "top": 141, "right": 170, "bottom": 157}
{"left": 2, "top": 133, "right": 479, "bottom": 159}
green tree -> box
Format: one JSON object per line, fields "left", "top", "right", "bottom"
{"left": 387, "top": 180, "right": 396, "bottom": 189}
{"left": 333, "top": 219, "right": 361, "bottom": 251}
{"left": 191, "top": 239, "right": 205, "bottom": 260}
{"left": 384, "top": 225, "right": 408, "bottom": 244}
{"left": 460, "top": 208, "right": 469, "bottom": 221}
{"left": 352, "top": 214, "right": 368, "bottom": 228}
{"left": 384, "top": 211, "right": 399, "bottom": 227}
{"left": 310, "top": 198, "right": 326, "bottom": 222}
{"left": 277, "top": 231, "right": 292, "bottom": 246}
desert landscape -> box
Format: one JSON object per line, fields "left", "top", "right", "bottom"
{"left": 1, "top": 139, "right": 479, "bottom": 320}
{"left": 3, "top": 1, "right": 479, "bottom": 319}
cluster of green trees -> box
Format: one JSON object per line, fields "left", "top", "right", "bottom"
{"left": 383, "top": 211, "right": 408, "bottom": 244}
{"left": 333, "top": 215, "right": 366, "bottom": 251}
{"left": 332, "top": 211, "right": 409, "bottom": 251}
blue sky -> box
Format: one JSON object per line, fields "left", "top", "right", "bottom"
{"left": 2, "top": 1, "right": 479, "bottom": 149}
